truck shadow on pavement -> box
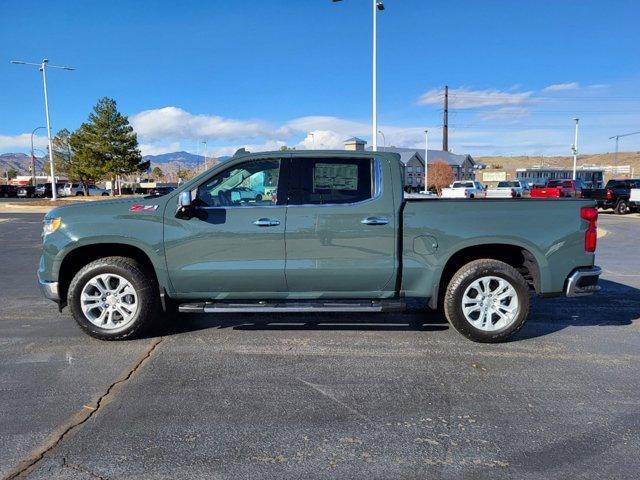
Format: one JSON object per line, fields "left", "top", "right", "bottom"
{"left": 152, "top": 279, "right": 638, "bottom": 341}
{"left": 515, "top": 279, "right": 640, "bottom": 340}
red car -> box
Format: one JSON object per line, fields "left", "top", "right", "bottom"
{"left": 531, "top": 179, "right": 587, "bottom": 198}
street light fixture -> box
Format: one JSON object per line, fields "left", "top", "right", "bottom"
{"left": 377, "top": 130, "right": 386, "bottom": 148}
{"left": 332, "top": 0, "right": 386, "bottom": 151}
{"left": 11, "top": 59, "right": 76, "bottom": 200}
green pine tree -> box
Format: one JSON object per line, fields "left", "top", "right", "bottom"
{"left": 70, "top": 97, "right": 148, "bottom": 195}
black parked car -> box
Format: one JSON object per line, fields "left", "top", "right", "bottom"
{"left": 0, "top": 185, "right": 18, "bottom": 198}
{"left": 17, "top": 186, "right": 37, "bottom": 198}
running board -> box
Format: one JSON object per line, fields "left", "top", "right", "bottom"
{"left": 178, "top": 299, "right": 405, "bottom": 314}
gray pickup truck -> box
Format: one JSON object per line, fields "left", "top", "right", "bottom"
{"left": 38, "top": 150, "right": 601, "bottom": 342}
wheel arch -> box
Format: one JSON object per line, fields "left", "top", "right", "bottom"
{"left": 57, "top": 242, "right": 162, "bottom": 307}
{"left": 429, "top": 242, "right": 543, "bottom": 309}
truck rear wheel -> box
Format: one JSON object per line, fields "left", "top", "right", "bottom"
{"left": 615, "top": 199, "right": 629, "bottom": 215}
{"left": 67, "top": 256, "right": 159, "bottom": 340}
{"left": 443, "top": 259, "right": 530, "bottom": 343}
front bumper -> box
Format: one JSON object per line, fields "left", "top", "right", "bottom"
{"left": 38, "top": 276, "right": 60, "bottom": 302}
{"left": 565, "top": 266, "right": 601, "bottom": 297}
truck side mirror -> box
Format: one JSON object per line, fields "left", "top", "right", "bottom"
{"left": 177, "top": 191, "right": 192, "bottom": 217}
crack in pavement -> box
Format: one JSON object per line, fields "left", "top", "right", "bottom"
{"left": 61, "top": 457, "right": 107, "bottom": 480}
{"left": 3, "top": 337, "right": 164, "bottom": 480}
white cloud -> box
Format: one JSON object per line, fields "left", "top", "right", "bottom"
{"left": 0, "top": 133, "right": 48, "bottom": 152}
{"left": 478, "top": 107, "right": 530, "bottom": 121}
{"left": 130, "top": 107, "right": 278, "bottom": 142}
{"left": 417, "top": 87, "right": 533, "bottom": 109}
{"left": 542, "top": 82, "right": 580, "bottom": 92}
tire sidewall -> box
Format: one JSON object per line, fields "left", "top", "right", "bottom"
{"left": 68, "top": 259, "right": 155, "bottom": 339}
{"left": 445, "top": 261, "right": 530, "bottom": 342}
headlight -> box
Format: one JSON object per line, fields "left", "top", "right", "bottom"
{"left": 43, "top": 217, "right": 61, "bottom": 236}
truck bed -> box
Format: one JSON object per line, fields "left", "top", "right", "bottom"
{"left": 400, "top": 197, "right": 596, "bottom": 298}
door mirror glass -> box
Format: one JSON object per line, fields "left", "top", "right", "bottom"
{"left": 178, "top": 190, "right": 191, "bottom": 208}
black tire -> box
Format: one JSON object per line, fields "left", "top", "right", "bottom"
{"left": 255, "top": 193, "right": 263, "bottom": 202}
{"left": 443, "top": 259, "right": 530, "bottom": 343}
{"left": 67, "top": 256, "right": 159, "bottom": 340}
{"left": 76, "top": 191, "right": 84, "bottom": 196}
{"left": 615, "top": 199, "right": 629, "bottom": 215}
{"left": 102, "top": 192, "right": 109, "bottom": 196}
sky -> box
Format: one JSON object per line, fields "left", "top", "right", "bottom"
{"left": 1, "top": 0, "right": 640, "bottom": 158}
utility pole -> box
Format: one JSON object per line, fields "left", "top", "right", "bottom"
{"left": 11, "top": 58, "right": 75, "bottom": 200}
{"left": 609, "top": 130, "right": 640, "bottom": 164}
{"left": 571, "top": 118, "right": 579, "bottom": 180}
{"left": 424, "top": 129, "right": 429, "bottom": 193}
{"left": 31, "top": 126, "right": 45, "bottom": 186}
{"left": 443, "top": 85, "right": 449, "bottom": 152}
{"left": 202, "top": 140, "right": 208, "bottom": 170}
{"left": 331, "top": 0, "right": 385, "bottom": 152}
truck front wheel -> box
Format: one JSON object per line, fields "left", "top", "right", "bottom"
{"left": 67, "top": 256, "right": 159, "bottom": 340}
{"left": 443, "top": 259, "right": 530, "bottom": 343}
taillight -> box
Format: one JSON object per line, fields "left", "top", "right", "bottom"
{"left": 606, "top": 189, "right": 613, "bottom": 200}
{"left": 580, "top": 206, "right": 598, "bottom": 252}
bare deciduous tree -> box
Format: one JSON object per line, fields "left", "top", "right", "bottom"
{"left": 429, "top": 159, "right": 455, "bottom": 196}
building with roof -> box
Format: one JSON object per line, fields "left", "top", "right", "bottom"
{"left": 342, "top": 139, "right": 481, "bottom": 191}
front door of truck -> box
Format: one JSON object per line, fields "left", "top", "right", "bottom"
{"left": 284, "top": 156, "right": 397, "bottom": 297}
{"left": 164, "top": 157, "right": 289, "bottom": 298}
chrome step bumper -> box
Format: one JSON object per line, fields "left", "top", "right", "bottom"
{"left": 565, "top": 266, "right": 602, "bottom": 297}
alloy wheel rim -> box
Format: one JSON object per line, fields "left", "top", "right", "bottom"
{"left": 80, "top": 274, "right": 138, "bottom": 330}
{"left": 461, "top": 275, "right": 519, "bottom": 332}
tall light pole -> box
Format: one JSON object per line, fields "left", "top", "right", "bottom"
{"left": 31, "top": 126, "right": 46, "bottom": 186}
{"left": 571, "top": 118, "right": 579, "bottom": 180}
{"left": 424, "top": 129, "right": 429, "bottom": 192}
{"left": 11, "top": 59, "right": 75, "bottom": 200}
{"left": 377, "top": 130, "right": 386, "bottom": 148}
{"left": 310, "top": 132, "right": 315, "bottom": 148}
{"left": 609, "top": 131, "right": 640, "bottom": 164}
{"left": 332, "top": 0, "right": 385, "bottom": 151}
{"left": 202, "top": 140, "right": 208, "bottom": 169}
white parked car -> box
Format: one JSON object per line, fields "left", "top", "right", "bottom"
{"left": 441, "top": 181, "right": 486, "bottom": 199}
{"left": 486, "top": 180, "right": 529, "bottom": 198}
{"left": 630, "top": 188, "right": 640, "bottom": 211}
{"left": 61, "top": 183, "right": 110, "bottom": 197}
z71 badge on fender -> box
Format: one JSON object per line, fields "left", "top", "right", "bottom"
{"left": 129, "top": 204, "right": 158, "bottom": 212}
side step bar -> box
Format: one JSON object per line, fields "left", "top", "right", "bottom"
{"left": 178, "top": 299, "right": 405, "bottom": 314}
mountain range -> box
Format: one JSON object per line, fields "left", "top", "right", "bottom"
{"left": 0, "top": 151, "right": 231, "bottom": 178}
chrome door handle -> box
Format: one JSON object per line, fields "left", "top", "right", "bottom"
{"left": 361, "top": 216, "right": 389, "bottom": 226}
{"left": 253, "top": 218, "right": 280, "bottom": 227}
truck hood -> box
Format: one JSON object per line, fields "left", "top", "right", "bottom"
{"left": 46, "top": 197, "right": 170, "bottom": 220}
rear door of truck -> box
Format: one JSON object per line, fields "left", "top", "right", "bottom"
{"left": 283, "top": 155, "right": 398, "bottom": 296}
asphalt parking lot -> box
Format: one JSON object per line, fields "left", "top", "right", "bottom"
{"left": 1, "top": 212, "right": 639, "bottom": 479}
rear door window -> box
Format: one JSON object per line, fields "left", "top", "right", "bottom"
{"left": 289, "top": 157, "right": 372, "bottom": 205}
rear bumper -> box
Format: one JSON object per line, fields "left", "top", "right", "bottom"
{"left": 565, "top": 266, "right": 601, "bottom": 297}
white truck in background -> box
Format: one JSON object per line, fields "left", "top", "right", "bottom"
{"left": 486, "top": 180, "right": 529, "bottom": 198}
{"left": 630, "top": 188, "right": 640, "bottom": 211}
{"left": 441, "top": 180, "right": 486, "bottom": 199}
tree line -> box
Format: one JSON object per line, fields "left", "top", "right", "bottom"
{"left": 47, "top": 97, "right": 149, "bottom": 195}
